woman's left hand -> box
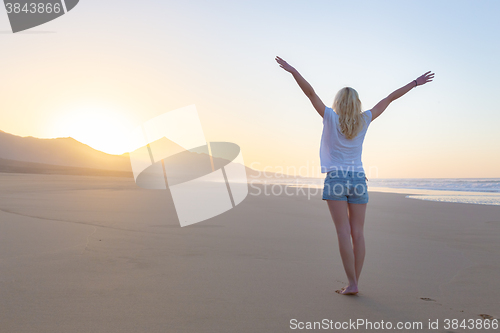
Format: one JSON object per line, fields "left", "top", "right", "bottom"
{"left": 416, "top": 71, "right": 435, "bottom": 86}
{"left": 275, "top": 56, "right": 296, "bottom": 73}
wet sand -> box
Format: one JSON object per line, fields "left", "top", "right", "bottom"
{"left": 0, "top": 173, "right": 498, "bottom": 332}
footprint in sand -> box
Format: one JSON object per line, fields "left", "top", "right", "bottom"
{"left": 420, "top": 297, "right": 436, "bottom": 302}
{"left": 479, "top": 314, "right": 494, "bottom": 320}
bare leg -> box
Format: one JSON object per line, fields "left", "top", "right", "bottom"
{"left": 327, "top": 200, "right": 358, "bottom": 295}
{"left": 348, "top": 203, "right": 367, "bottom": 283}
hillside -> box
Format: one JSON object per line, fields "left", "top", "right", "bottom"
{"left": 0, "top": 130, "right": 280, "bottom": 179}
{"left": 0, "top": 130, "right": 131, "bottom": 171}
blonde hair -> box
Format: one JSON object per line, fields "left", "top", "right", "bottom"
{"left": 333, "top": 87, "right": 365, "bottom": 139}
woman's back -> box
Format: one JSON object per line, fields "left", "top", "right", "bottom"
{"left": 320, "top": 106, "right": 372, "bottom": 173}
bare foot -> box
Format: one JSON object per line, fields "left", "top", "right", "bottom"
{"left": 335, "top": 285, "right": 358, "bottom": 295}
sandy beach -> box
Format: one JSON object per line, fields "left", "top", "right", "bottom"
{"left": 0, "top": 172, "right": 499, "bottom": 332}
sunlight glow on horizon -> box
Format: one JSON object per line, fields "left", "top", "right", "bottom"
{"left": 52, "top": 105, "right": 134, "bottom": 155}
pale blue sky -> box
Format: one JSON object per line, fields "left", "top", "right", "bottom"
{"left": 0, "top": 0, "right": 499, "bottom": 177}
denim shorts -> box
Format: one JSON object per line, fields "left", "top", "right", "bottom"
{"left": 322, "top": 170, "right": 369, "bottom": 204}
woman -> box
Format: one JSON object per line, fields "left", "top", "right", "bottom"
{"left": 275, "top": 56, "right": 434, "bottom": 295}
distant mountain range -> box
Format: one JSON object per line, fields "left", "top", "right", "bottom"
{"left": 0, "top": 130, "right": 131, "bottom": 172}
{"left": 0, "top": 130, "right": 278, "bottom": 179}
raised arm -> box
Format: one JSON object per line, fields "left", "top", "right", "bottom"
{"left": 371, "top": 71, "right": 435, "bottom": 121}
{"left": 275, "top": 56, "right": 326, "bottom": 118}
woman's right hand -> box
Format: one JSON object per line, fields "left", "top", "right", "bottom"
{"left": 275, "top": 56, "right": 296, "bottom": 73}
{"left": 416, "top": 71, "right": 435, "bottom": 86}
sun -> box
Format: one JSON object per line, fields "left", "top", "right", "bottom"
{"left": 54, "top": 105, "right": 135, "bottom": 155}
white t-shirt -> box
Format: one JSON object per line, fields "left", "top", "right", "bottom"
{"left": 320, "top": 106, "right": 372, "bottom": 173}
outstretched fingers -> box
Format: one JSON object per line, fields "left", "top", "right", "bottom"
{"left": 425, "top": 72, "right": 435, "bottom": 83}
{"left": 275, "top": 56, "right": 287, "bottom": 66}
{"left": 416, "top": 71, "right": 435, "bottom": 86}
{"left": 275, "top": 56, "right": 295, "bottom": 73}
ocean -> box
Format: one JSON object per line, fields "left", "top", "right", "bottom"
{"left": 249, "top": 177, "right": 500, "bottom": 206}
{"left": 368, "top": 178, "right": 500, "bottom": 206}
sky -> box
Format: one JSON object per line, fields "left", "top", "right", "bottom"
{"left": 0, "top": 0, "right": 499, "bottom": 178}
